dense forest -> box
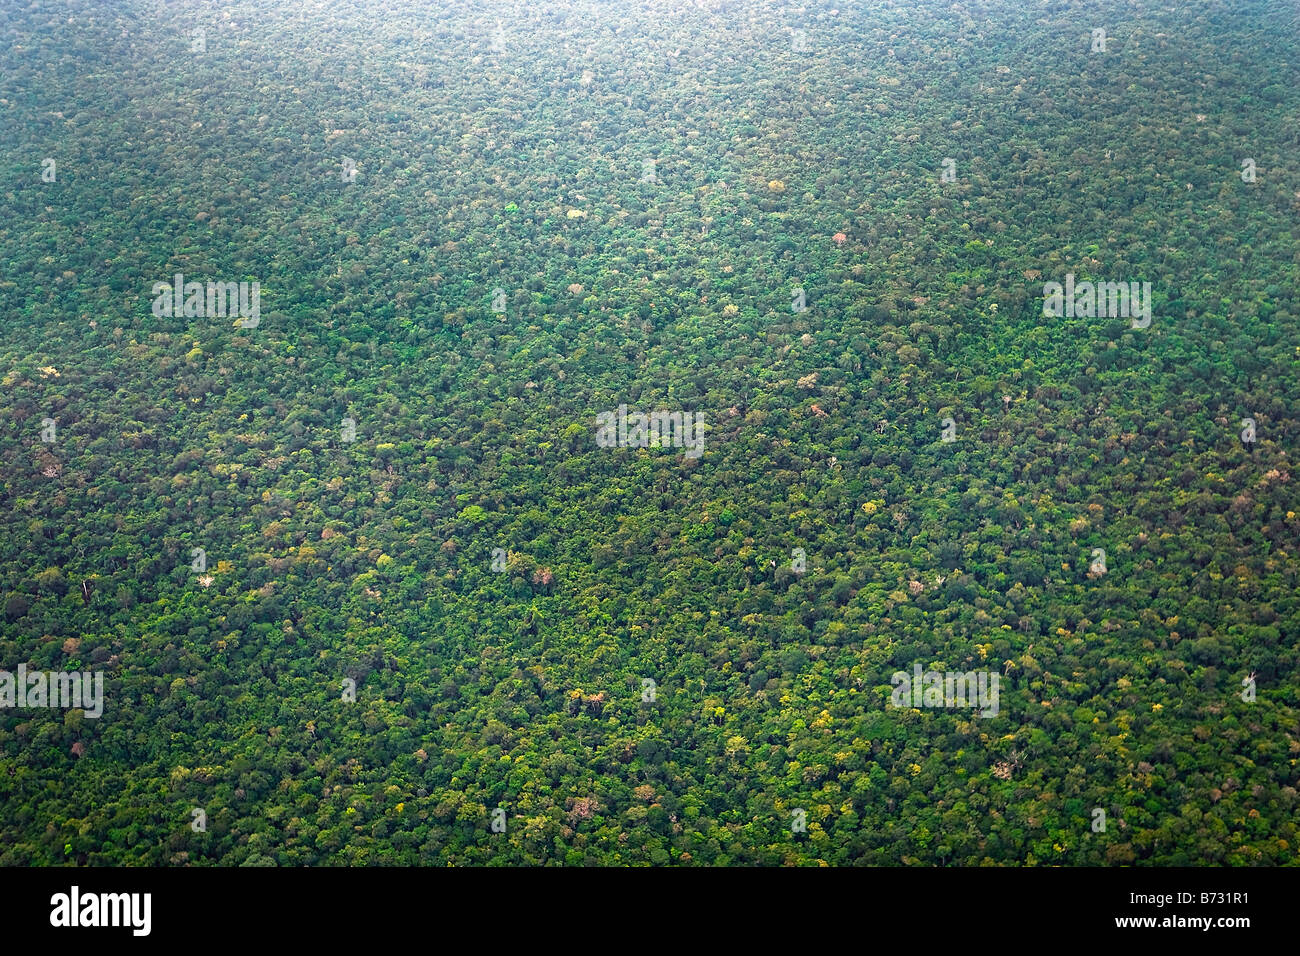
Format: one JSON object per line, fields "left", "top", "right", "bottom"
{"left": 2, "top": 0, "right": 1299, "bottom": 865}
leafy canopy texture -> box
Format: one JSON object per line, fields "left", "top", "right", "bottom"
{"left": 1, "top": 0, "right": 1298, "bottom": 866}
